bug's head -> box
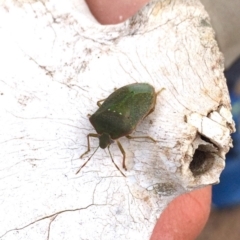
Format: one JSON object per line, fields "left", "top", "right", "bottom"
{"left": 99, "top": 133, "right": 114, "bottom": 149}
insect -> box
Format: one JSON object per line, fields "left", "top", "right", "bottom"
{"left": 76, "top": 83, "right": 164, "bottom": 176}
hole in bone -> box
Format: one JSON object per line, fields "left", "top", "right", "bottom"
{"left": 200, "top": 135, "right": 219, "bottom": 149}
{"left": 200, "top": 135, "right": 212, "bottom": 144}
{"left": 190, "top": 148, "right": 215, "bottom": 176}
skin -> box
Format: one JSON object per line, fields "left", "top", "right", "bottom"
{"left": 150, "top": 187, "right": 211, "bottom": 240}
{"left": 85, "top": 0, "right": 212, "bottom": 239}
{"left": 85, "top": 0, "right": 147, "bottom": 24}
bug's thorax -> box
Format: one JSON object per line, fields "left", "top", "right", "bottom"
{"left": 99, "top": 132, "right": 114, "bottom": 149}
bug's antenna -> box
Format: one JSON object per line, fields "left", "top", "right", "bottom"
{"left": 108, "top": 146, "right": 126, "bottom": 177}
{"left": 76, "top": 146, "right": 100, "bottom": 174}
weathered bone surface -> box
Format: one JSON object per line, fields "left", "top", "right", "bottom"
{"left": 0, "top": 0, "right": 235, "bottom": 239}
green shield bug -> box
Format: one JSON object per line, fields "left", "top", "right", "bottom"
{"left": 77, "top": 83, "right": 164, "bottom": 176}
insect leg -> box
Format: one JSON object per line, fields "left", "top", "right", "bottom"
{"left": 108, "top": 146, "right": 126, "bottom": 177}
{"left": 145, "top": 88, "right": 166, "bottom": 117}
{"left": 76, "top": 133, "right": 100, "bottom": 174}
{"left": 80, "top": 133, "right": 99, "bottom": 158}
{"left": 97, "top": 98, "right": 106, "bottom": 107}
{"left": 116, "top": 140, "right": 127, "bottom": 170}
{"left": 96, "top": 87, "right": 118, "bottom": 107}
{"left": 126, "top": 135, "right": 157, "bottom": 143}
